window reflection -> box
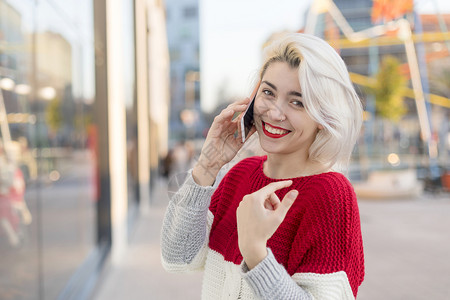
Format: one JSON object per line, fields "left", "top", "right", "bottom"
{"left": 0, "top": 0, "right": 96, "bottom": 299}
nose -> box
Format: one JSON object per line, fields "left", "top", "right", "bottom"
{"left": 266, "top": 101, "right": 286, "bottom": 122}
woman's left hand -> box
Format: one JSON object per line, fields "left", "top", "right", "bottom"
{"left": 237, "top": 180, "right": 299, "bottom": 269}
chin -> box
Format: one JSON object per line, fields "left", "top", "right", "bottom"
{"left": 258, "top": 137, "right": 285, "bottom": 154}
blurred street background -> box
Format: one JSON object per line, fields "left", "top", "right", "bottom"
{"left": 0, "top": 0, "right": 449, "bottom": 299}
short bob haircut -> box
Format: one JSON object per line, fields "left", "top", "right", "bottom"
{"left": 259, "top": 33, "right": 363, "bottom": 171}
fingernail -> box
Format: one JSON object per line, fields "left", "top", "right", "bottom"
{"left": 288, "top": 190, "right": 299, "bottom": 199}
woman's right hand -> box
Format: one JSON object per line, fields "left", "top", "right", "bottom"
{"left": 192, "top": 97, "right": 255, "bottom": 186}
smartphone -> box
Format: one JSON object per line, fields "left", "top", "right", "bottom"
{"left": 240, "top": 82, "right": 260, "bottom": 143}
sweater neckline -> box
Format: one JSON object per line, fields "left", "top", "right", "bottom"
{"left": 257, "top": 155, "right": 337, "bottom": 182}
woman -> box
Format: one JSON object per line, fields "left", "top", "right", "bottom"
{"left": 161, "top": 33, "right": 364, "bottom": 299}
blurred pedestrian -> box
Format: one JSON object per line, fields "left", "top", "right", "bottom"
{"left": 161, "top": 148, "right": 173, "bottom": 179}
{"left": 161, "top": 33, "right": 364, "bottom": 299}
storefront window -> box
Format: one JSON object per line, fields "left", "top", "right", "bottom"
{"left": 0, "top": 0, "right": 96, "bottom": 299}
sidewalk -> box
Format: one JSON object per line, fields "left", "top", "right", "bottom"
{"left": 93, "top": 177, "right": 450, "bottom": 300}
{"left": 357, "top": 193, "right": 450, "bottom": 300}
{"left": 92, "top": 178, "right": 203, "bottom": 300}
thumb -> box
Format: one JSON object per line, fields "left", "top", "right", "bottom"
{"left": 277, "top": 190, "right": 299, "bottom": 217}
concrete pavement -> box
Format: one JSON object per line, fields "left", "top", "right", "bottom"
{"left": 93, "top": 178, "right": 450, "bottom": 300}
{"left": 92, "top": 178, "right": 203, "bottom": 300}
{"left": 357, "top": 194, "right": 450, "bottom": 299}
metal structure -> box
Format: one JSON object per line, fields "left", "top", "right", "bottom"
{"left": 304, "top": 0, "right": 450, "bottom": 163}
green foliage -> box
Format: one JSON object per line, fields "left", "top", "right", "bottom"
{"left": 45, "top": 98, "right": 63, "bottom": 132}
{"left": 368, "top": 55, "right": 408, "bottom": 122}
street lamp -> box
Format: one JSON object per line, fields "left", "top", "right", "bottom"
{"left": 0, "top": 78, "right": 15, "bottom": 91}
{"left": 180, "top": 108, "right": 198, "bottom": 127}
{"left": 15, "top": 84, "right": 31, "bottom": 96}
{"left": 38, "top": 86, "right": 56, "bottom": 101}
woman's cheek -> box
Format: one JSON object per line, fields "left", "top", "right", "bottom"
{"left": 253, "top": 98, "right": 265, "bottom": 120}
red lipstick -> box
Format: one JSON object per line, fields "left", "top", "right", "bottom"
{"left": 262, "top": 121, "right": 291, "bottom": 139}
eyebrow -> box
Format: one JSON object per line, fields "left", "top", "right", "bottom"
{"left": 261, "top": 80, "right": 302, "bottom": 98}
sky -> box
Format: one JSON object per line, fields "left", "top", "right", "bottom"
{"left": 199, "top": 0, "right": 450, "bottom": 113}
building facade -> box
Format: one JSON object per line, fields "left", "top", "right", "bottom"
{"left": 165, "top": 0, "right": 203, "bottom": 142}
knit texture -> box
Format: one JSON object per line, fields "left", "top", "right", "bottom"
{"left": 208, "top": 156, "right": 364, "bottom": 297}
{"left": 161, "top": 173, "right": 215, "bottom": 272}
{"left": 241, "top": 248, "right": 313, "bottom": 299}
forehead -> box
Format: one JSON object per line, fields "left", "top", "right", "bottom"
{"left": 262, "top": 61, "right": 301, "bottom": 91}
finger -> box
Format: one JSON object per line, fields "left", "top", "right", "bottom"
{"left": 233, "top": 97, "right": 252, "bottom": 106}
{"left": 264, "top": 198, "right": 274, "bottom": 210}
{"left": 229, "top": 101, "right": 253, "bottom": 121}
{"left": 266, "top": 193, "right": 281, "bottom": 210}
{"left": 212, "top": 109, "right": 235, "bottom": 127}
{"left": 233, "top": 104, "right": 250, "bottom": 116}
{"left": 258, "top": 180, "right": 293, "bottom": 197}
{"left": 227, "top": 98, "right": 250, "bottom": 111}
{"left": 217, "top": 105, "right": 248, "bottom": 125}
{"left": 277, "top": 190, "right": 299, "bottom": 218}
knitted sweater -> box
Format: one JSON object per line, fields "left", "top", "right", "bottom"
{"left": 161, "top": 156, "right": 365, "bottom": 299}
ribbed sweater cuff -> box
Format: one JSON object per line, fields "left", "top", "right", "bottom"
{"left": 172, "top": 170, "right": 216, "bottom": 208}
{"left": 241, "top": 248, "right": 284, "bottom": 295}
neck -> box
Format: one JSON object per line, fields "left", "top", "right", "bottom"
{"left": 264, "top": 153, "right": 328, "bottom": 179}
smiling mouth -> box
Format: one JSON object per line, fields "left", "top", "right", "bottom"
{"left": 262, "top": 121, "right": 291, "bottom": 138}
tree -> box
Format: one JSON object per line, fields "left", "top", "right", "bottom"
{"left": 369, "top": 55, "right": 408, "bottom": 122}
{"left": 45, "top": 98, "right": 63, "bottom": 134}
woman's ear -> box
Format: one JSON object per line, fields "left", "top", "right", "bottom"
{"left": 317, "top": 124, "right": 324, "bottom": 130}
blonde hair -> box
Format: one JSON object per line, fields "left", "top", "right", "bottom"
{"left": 259, "top": 33, "right": 363, "bottom": 171}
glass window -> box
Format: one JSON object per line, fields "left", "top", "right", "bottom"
{"left": 183, "top": 6, "right": 197, "bottom": 19}
{"left": 0, "top": 0, "right": 96, "bottom": 298}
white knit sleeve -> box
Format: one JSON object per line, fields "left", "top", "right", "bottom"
{"left": 241, "top": 248, "right": 313, "bottom": 300}
{"left": 160, "top": 171, "right": 216, "bottom": 273}
{"left": 241, "top": 248, "right": 356, "bottom": 299}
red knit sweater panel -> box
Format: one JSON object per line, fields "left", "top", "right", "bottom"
{"left": 208, "top": 156, "right": 365, "bottom": 297}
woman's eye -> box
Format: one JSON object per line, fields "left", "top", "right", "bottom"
{"left": 263, "top": 89, "right": 273, "bottom": 96}
{"left": 292, "top": 100, "right": 304, "bottom": 108}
